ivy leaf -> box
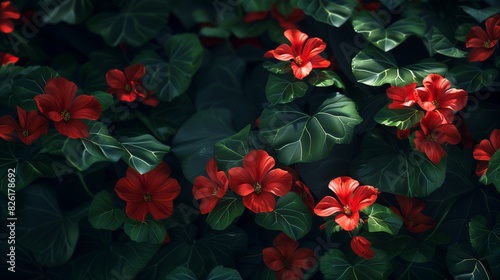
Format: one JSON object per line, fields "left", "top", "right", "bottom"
{"left": 485, "top": 149, "right": 500, "bottom": 193}
{"left": 363, "top": 203, "right": 402, "bottom": 235}
{"left": 469, "top": 215, "right": 500, "bottom": 256}
{"left": 460, "top": 6, "right": 500, "bottom": 23}
{"left": 429, "top": 27, "right": 467, "bottom": 58}
{"left": 446, "top": 64, "right": 498, "bottom": 94}
{"left": 266, "top": 74, "right": 308, "bottom": 105}
{"left": 12, "top": 66, "right": 59, "bottom": 110}
{"left": 124, "top": 218, "right": 167, "bottom": 244}
{"left": 88, "top": 190, "right": 126, "bottom": 230}
{"left": 447, "top": 244, "right": 494, "bottom": 279}
{"left": 309, "top": 70, "right": 344, "bottom": 88}
{"left": 206, "top": 197, "right": 245, "bottom": 231}
{"left": 207, "top": 266, "right": 243, "bottom": 280}
{"left": 352, "top": 11, "right": 425, "bottom": 51}
{"left": 214, "top": 125, "right": 250, "bottom": 171}
{"left": 119, "top": 134, "right": 171, "bottom": 175}
{"left": 260, "top": 94, "right": 362, "bottom": 165}
{"left": 17, "top": 184, "right": 87, "bottom": 267}
{"left": 291, "top": 0, "right": 357, "bottom": 27}
{"left": 167, "top": 267, "right": 197, "bottom": 280}
{"left": 86, "top": 0, "right": 170, "bottom": 47}
{"left": 352, "top": 45, "right": 447, "bottom": 86}
{"left": 255, "top": 192, "right": 312, "bottom": 240}
{"left": 350, "top": 130, "right": 447, "bottom": 197}
{"left": 374, "top": 106, "right": 424, "bottom": 130}
{"left": 43, "top": 0, "right": 94, "bottom": 24}
{"left": 319, "top": 249, "right": 392, "bottom": 280}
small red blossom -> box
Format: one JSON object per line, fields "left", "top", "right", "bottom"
{"left": 0, "top": 107, "right": 48, "bottom": 145}
{"left": 115, "top": 161, "right": 181, "bottom": 221}
{"left": 244, "top": 11, "right": 268, "bottom": 23}
{"left": 270, "top": 5, "right": 305, "bottom": 30}
{"left": 228, "top": 150, "right": 292, "bottom": 213}
{"left": 386, "top": 82, "right": 417, "bottom": 109}
{"left": 106, "top": 64, "right": 148, "bottom": 103}
{"left": 264, "top": 29, "right": 330, "bottom": 80}
{"left": 34, "top": 77, "right": 102, "bottom": 139}
{"left": 466, "top": 15, "right": 500, "bottom": 62}
{"left": 473, "top": 129, "right": 500, "bottom": 177}
{"left": 263, "top": 233, "right": 316, "bottom": 280}
{"left": 193, "top": 158, "right": 229, "bottom": 214}
{"left": 138, "top": 90, "right": 160, "bottom": 107}
{"left": 285, "top": 167, "right": 315, "bottom": 213}
{"left": 415, "top": 74, "right": 467, "bottom": 123}
{"left": 314, "top": 176, "right": 378, "bottom": 231}
{"left": 351, "top": 236, "right": 375, "bottom": 259}
{"left": 0, "top": 1, "right": 20, "bottom": 34}
{"left": 389, "top": 195, "right": 436, "bottom": 233}
{"left": 396, "top": 128, "right": 411, "bottom": 140}
{"left": 414, "top": 111, "right": 461, "bottom": 164}
{"left": 0, "top": 52, "right": 18, "bottom": 65}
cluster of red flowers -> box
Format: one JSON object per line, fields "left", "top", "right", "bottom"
{"left": 387, "top": 74, "right": 468, "bottom": 164}
{"left": 106, "top": 64, "right": 159, "bottom": 107}
{"left": 466, "top": 15, "right": 500, "bottom": 62}
{"left": 390, "top": 195, "right": 436, "bottom": 233}
{"left": 0, "top": 77, "right": 102, "bottom": 143}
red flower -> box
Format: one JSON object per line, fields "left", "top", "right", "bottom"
{"left": 285, "top": 167, "right": 315, "bottom": 213}
{"left": 244, "top": 11, "right": 268, "bottom": 22}
{"left": 0, "top": 1, "right": 20, "bottom": 34}
{"left": 264, "top": 29, "right": 330, "bottom": 80}
{"left": 350, "top": 236, "right": 374, "bottom": 259}
{"left": 228, "top": 150, "right": 292, "bottom": 213}
{"left": 473, "top": 129, "right": 500, "bottom": 177}
{"left": 34, "top": 77, "right": 101, "bottom": 139}
{"left": 396, "top": 128, "right": 411, "bottom": 140}
{"left": 106, "top": 64, "right": 148, "bottom": 103}
{"left": 356, "top": 0, "right": 382, "bottom": 12}
{"left": 0, "top": 107, "right": 48, "bottom": 145}
{"left": 414, "top": 111, "right": 461, "bottom": 164}
{"left": 389, "top": 195, "right": 436, "bottom": 233}
{"left": 0, "top": 52, "right": 18, "bottom": 65}
{"left": 270, "top": 5, "right": 305, "bottom": 30}
{"left": 0, "top": 115, "right": 15, "bottom": 141}
{"left": 466, "top": 15, "right": 500, "bottom": 62}
{"left": 386, "top": 82, "right": 417, "bottom": 109}
{"left": 314, "top": 176, "right": 378, "bottom": 231}
{"left": 115, "top": 161, "right": 181, "bottom": 221}
{"left": 415, "top": 74, "right": 467, "bottom": 123}
{"left": 263, "top": 233, "right": 316, "bottom": 280}
{"left": 193, "top": 158, "right": 229, "bottom": 214}
{"left": 139, "top": 90, "right": 160, "bottom": 107}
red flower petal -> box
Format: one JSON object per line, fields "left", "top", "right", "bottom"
{"left": 328, "top": 176, "right": 359, "bottom": 206}
{"left": 0, "top": 52, "right": 18, "bottom": 65}
{"left": 273, "top": 233, "right": 299, "bottom": 258}
{"left": 351, "top": 185, "right": 378, "bottom": 211}
{"left": 242, "top": 192, "right": 276, "bottom": 213}
{"left": 68, "top": 95, "right": 102, "bottom": 120}
{"left": 228, "top": 167, "right": 255, "bottom": 196}
{"left": 291, "top": 61, "right": 313, "bottom": 80}
{"left": 351, "top": 236, "right": 374, "bottom": 259}
{"left": 290, "top": 248, "right": 316, "bottom": 269}
{"left": 54, "top": 118, "right": 89, "bottom": 139}
{"left": 106, "top": 69, "right": 128, "bottom": 89}
{"left": 284, "top": 29, "right": 308, "bottom": 56}
{"left": 335, "top": 211, "right": 360, "bottom": 231}
{"left": 34, "top": 93, "right": 63, "bottom": 121}
{"left": 261, "top": 168, "right": 292, "bottom": 197}
{"left": 467, "top": 46, "right": 495, "bottom": 62}
{"left": 43, "top": 77, "right": 77, "bottom": 110}
{"left": 124, "top": 64, "right": 146, "bottom": 83}
{"left": 147, "top": 200, "right": 175, "bottom": 220}
{"left": 263, "top": 247, "right": 285, "bottom": 271}
{"left": 125, "top": 201, "right": 148, "bottom": 221}
{"left": 243, "top": 150, "right": 276, "bottom": 182}
{"left": 314, "top": 196, "right": 343, "bottom": 217}
{"left": 466, "top": 26, "right": 490, "bottom": 48}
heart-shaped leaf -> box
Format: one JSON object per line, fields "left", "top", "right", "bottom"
{"left": 447, "top": 244, "right": 494, "bottom": 279}
{"left": 266, "top": 74, "right": 308, "bottom": 105}
{"left": 119, "top": 134, "right": 171, "bottom": 174}
{"left": 446, "top": 64, "right": 498, "bottom": 93}
{"left": 291, "top": 0, "right": 357, "bottom": 27}
{"left": 363, "top": 203, "right": 403, "bottom": 235}
{"left": 88, "top": 190, "right": 126, "bottom": 230}
{"left": 319, "top": 249, "right": 391, "bottom": 280}
{"left": 43, "top": 0, "right": 94, "bottom": 24}
{"left": 469, "top": 215, "right": 500, "bottom": 256}
{"left": 214, "top": 125, "right": 251, "bottom": 171}
{"left": 124, "top": 217, "right": 167, "bottom": 244}
{"left": 374, "top": 106, "right": 424, "bottom": 130}
{"left": 206, "top": 197, "right": 245, "bottom": 231}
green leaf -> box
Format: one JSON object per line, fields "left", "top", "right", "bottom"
{"left": 138, "top": 225, "right": 247, "bottom": 279}
{"left": 350, "top": 130, "right": 447, "bottom": 197}
{"left": 255, "top": 192, "right": 312, "bottom": 240}
{"left": 399, "top": 232, "right": 450, "bottom": 263}
{"left": 214, "top": 125, "right": 250, "bottom": 171}
{"left": 12, "top": 66, "right": 59, "bottom": 110}
{"left": 447, "top": 244, "right": 494, "bottom": 279}
{"left": 63, "top": 121, "right": 124, "bottom": 171}
{"left": 207, "top": 266, "right": 243, "bottom": 280}
{"left": 352, "top": 11, "right": 425, "bottom": 51}
{"left": 260, "top": 94, "right": 362, "bottom": 165}
{"left": 90, "top": 91, "right": 113, "bottom": 111}
{"left": 43, "top": 0, "right": 93, "bottom": 24}
{"left": 319, "top": 249, "right": 392, "bottom": 280}
{"left": 263, "top": 61, "right": 291, "bottom": 74}
{"left": 207, "top": 197, "right": 245, "bottom": 231}
{"left": 291, "top": 0, "right": 357, "bottom": 27}
{"left": 455, "top": 23, "right": 475, "bottom": 42}
{"left": 430, "top": 27, "right": 468, "bottom": 58}
{"left": 461, "top": 6, "right": 500, "bottom": 23}
{"left": 163, "top": 33, "right": 203, "bottom": 77}
{"left": 151, "top": 94, "right": 195, "bottom": 140}
{"left": 308, "top": 70, "right": 344, "bottom": 88}
{"left": 374, "top": 106, "right": 424, "bottom": 130}
{"left": 88, "top": 190, "right": 126, "bottom": 230}
{"left": 86, "top": 0, "right": 170, "bottom": 47}
{"left": 363, "top": 203, "right": 402, "bottom": 235}
{"left": 17, "top": 185, "right": 86, "bottom": 267}
{"left": 469, "top": 215, "right": 500, "bottom": 256}
{"left": 172, "top": 109, "right": 236, "bottom": 182}
{"left": 352, "top": 45, "right": 447, "bottom": 86}
{"left": 241, "top": 0, "right": 275, "bottom": 12}
{"left": 446, "top": 64, "right": 498, "bottom": 93}
{"left": 124, "top": 217, "right": 167, "bottom": 244}
{"left": 266, "top": 74, "right": 308, "bottom": 104}
{"left": 119, "top": 134, "right": 170, "bottom": 175}
{"left": 167, "top": 267, "right": 197, "bottom": 280}
{"left": 485, "top": 149, "right": 500, "bottom": 193}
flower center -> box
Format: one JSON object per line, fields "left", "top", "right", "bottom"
{"left": 295, "top": 56, "right": 303, "bottom": 66}
{"left": 253, "top": 182, "right": 262, "bottom": 194}
{"left": 212, "top": 187, "right": 219, "bottom": 196}
{"left": 22, "top": 130, "right": 29, "bottom": 137}
{"left": 125, "top": 84, "right": 132, "bottom": 92}
{"left": 484, "top": 40, "right": 492, "bottom": 49}
{"left": 300, "top": 192, "right": 307, "bottom": 199}
{"left": 284, "top": 259, "right": 291, "bottom": 269}
{"left": 426, "top": 133, "right": 438, "bottom": 142}
{"left": 431, "top": 100, "right": 439, "bottom": 108}
{"left": 343, "top": 205, "right": 352, "bottom": 216}
{"left": 61, "top": 110, "right": 70, "bottom": 121}
{"left": 143, "top": 193, "right": 152, "bottom": 202}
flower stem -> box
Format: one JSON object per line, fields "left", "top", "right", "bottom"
{"left": 77, "top": 172, "right": 94, "bottom": 198}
